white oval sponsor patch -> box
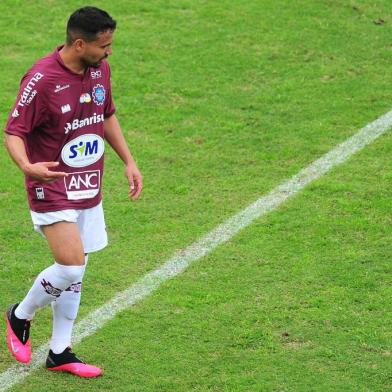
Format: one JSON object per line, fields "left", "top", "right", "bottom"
{"left": 61, "top": 134, "right": 104, "bottom": 168}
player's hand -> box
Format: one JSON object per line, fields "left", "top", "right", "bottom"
{"left": 125, "top": 162, "right": 143, "bottom": 200}
{"left": 23, "top": 161, "right": 68, "bottom": 183}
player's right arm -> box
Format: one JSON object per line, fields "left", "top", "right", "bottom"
{"left": 4, "top": 134, "right": 67, "bottom": 183}
{"left": 4, "top": 69, "right": 68, "bottom": 183}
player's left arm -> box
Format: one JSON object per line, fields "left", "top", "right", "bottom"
{"left": 104, "top": 114, "right": 143, "bottom": 200}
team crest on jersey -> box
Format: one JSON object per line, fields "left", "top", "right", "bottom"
{"left": 92, "top": 84, "right": 105, "bottom": 105}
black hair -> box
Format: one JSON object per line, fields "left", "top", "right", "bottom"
{"left": 66, "top": 6, "right": 117, "bottom": 44}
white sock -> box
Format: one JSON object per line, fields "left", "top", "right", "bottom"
{"left": 50, "top": 255, "right": 88, "bottom": 354}
{"left": 15, "top": 262, "right": 86, "bottom": 320}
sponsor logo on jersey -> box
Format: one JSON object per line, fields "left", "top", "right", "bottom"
{"left": 64, "top": 113, "right": 104, "bottom": 134}
{"left": 12, "top": 108, "right": 19, "bottom": 118}
{"left": 79, "top": 93, "right": 92, "bottom": 103}
{"left": 17, "top": 72, "right": 43, "bottom": 108}
{"left": 92, "top": 84, "right": 105, "bottom": 105}
{"left": 54, "top": 84, "right": 70, "bottom": 93}
{"left": 35, "top": 187, "right": 45, "bottom": 200}
{"left": 64, "top": 170, "right": 100, "bottom": 200}
{"left": 61, "top": 134, "right": 104, "bottom": 168}
{"left": 91, "top": 70, "right": 102, "bottom": 79}
{"left": 61, "top": 104, "right": 71, "bottom": 114}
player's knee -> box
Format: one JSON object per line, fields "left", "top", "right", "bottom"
{"left": 54, "top": 263, "right": 85, "bottom": 283}
{"left": 69, "top": 266, "right": 85, "bottom": 283}
{"left": 56, "top": 253, "right": 85, "bottom": 266}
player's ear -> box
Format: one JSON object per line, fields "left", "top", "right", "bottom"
{"left": 73, "top": 39, "right": 86, "bottom": 53}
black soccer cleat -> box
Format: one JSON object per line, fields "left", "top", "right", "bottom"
{"left": 46, "top": 347, "right": 103, "bottom": 377}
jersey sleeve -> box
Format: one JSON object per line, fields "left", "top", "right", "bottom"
{"left": 5, "top": 70, "right": 47, "bottom": 139}
{"left": 104, "top": 62, "right": 116, "bottom": 118}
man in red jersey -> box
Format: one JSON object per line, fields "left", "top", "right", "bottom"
{"left": 4, "top": 7, "right": 142, "bottom": 377}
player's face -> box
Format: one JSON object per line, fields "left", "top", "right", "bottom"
{"left": 81, "top": 30, "right": 114, "bottom": 68}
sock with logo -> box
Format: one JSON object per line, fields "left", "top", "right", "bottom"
{"left": 15, "top": 262, "right": 86, "bottom": 320}
{"left": 50, "top": 255, "right": 88, "bottom": 354}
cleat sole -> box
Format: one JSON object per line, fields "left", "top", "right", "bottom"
{"left": 47, "top": 363, "right": 103, "bottom": 378}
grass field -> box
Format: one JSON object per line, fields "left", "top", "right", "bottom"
{"left": 0, "top": 0, "right": 392, "bottom": 391}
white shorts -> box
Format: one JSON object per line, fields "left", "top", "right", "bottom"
{"left": 30, "top": 202, "right": 108, "bottom": 253}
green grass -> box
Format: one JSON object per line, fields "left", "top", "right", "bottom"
{"left": 1, "top": 0, "right": 392, "bottom": 390}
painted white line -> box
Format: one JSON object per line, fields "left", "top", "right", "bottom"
{"left": 1, "top": 110, "right": 392, "bottom": 390}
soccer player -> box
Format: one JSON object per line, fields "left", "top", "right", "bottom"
{"left": 4, "top": 7, "right": 142, "bottom": 377}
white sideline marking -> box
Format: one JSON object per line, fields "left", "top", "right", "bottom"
{"left": 1, "top": 110, "right": 392, "bottom": 390}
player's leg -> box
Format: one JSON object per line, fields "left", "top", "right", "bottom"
{"left": 6, "top": 221, "right": 86, "bottom": 364}
{"left": 41, "top": 221, "right": 85, "bottom": 265}
{"left": 50, "top": 253, "right": 88, "bottom": 355}
{"left": 49, "top": 203, "right": 107, "bottom": 355}
{"left": 47, "top": 204, "right": 107, "bottom": 377}
{"left": 16, "top": 221, "right": 86, "bottom": 319}
{"left": 47, "top": 252, "right": 101, "bottom": 378}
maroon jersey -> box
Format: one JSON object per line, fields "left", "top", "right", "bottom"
{"left": 5, "top": 46, "right": 115, "bottom": 212}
